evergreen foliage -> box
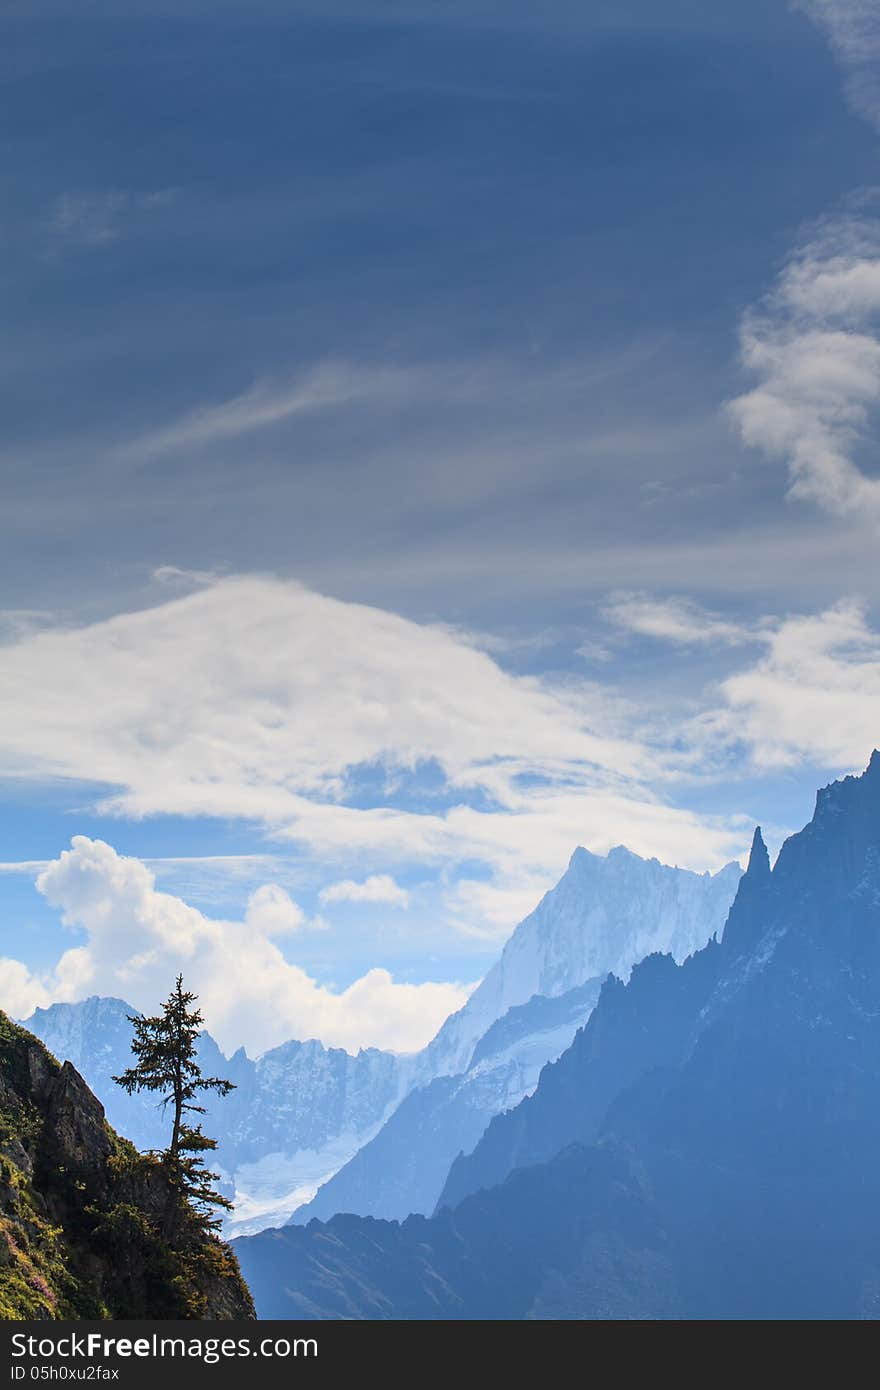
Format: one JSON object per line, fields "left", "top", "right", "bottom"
{"left": 113, "top": 977, "right": 234, "bottom": 1240}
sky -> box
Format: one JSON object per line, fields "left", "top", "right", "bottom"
{"left": 1, "top": 0, "right": 879, "bottom": 1055}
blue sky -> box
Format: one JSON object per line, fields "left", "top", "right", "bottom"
{"left": 1, "top": 1, "right": 879, "bottom": 1054}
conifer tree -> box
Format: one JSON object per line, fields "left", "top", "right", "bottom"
{"left": 113, "top": 976, "right": 235, "bottom": 1241}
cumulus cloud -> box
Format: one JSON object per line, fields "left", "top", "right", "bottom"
{"left": 319, "top": 874, "right": 410, "bottom": 908}
{"left": 0, "top": 837, "right": 471, "bottom": 1055}
{"left": 0, "top": 959, "right": 52, "bottom": 1018}
{"left": 729, "top": 214, "right": 880, "bottom": 519}
{"left": 244, "top": 883, "right": 314, "bottom": 936}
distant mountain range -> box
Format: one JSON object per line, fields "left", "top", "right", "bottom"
{"left": 292, "top": 976, "right": 606, "bottom": 1224}
{"left": 235, "top": 752, "right": 880, "bottom": 1320}
{"left": 25, "top": 996, "right": 406, "bottom": 1236}
{"left": 24, "top": 845, "right": 740, "bottom": 1235}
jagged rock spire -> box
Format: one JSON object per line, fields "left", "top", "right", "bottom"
{"left": 746, "top": 826, "right": 771, "bottom": 882}
{"left": 721, "top": 826, "right": 773, "bottom": 957}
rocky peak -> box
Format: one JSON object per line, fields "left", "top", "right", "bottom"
{"left": 745, "top": 826, "right": 771, "bottom": 881}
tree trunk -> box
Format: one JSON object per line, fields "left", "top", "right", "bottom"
{"left": 162, "top": 1004, "right": 185, "bottom": 1243}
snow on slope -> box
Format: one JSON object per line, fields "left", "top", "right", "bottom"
{"left": 419, "top": 846, "right": 742, "bottom": 1079}
{"left": 25, "top": 846, "right": 742, "bottom": 1233}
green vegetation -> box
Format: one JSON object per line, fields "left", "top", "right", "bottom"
{"left": 113, "top": 976, "right": 234, "bottom": 1240}
{"left": 0, "top": 1008, "right": 253, "bottom": 1320}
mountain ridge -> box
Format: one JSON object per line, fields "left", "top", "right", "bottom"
{"left": 25, "top": 843, "right": 740, "bottom": 1234}
{"left": 235, "top": 751, "right": 880, "bottom": 1320}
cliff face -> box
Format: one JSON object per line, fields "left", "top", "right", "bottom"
{"left": 0, "top": 1011, "right": 254, "bottom": 1320}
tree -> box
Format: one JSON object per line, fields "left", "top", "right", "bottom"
{"left": 113, "top": 976, "right": 235, "bottom": 1241}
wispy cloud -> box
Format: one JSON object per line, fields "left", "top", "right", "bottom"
{"left": 603, "top": 593, "right": 758, "bottom": 646}
{"left": 600, "top": 591, "right": 880, "bottom": 778}
{"left": 797, "top": 0, "right": 880, "bottom": 130}
{"left": 728, "top": 211, "right": 880, "bottom": 519}
{"left": 120, "top": 362, "right": 426, "bottom": 460}
{"left": 703, "top": 599, "right": 880, "bottom": 771}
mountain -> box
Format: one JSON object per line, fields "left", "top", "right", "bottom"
{"left": 24, "top": 997, "right": 406, "bottom": 1236}
{"left": 291, "top": 848, "right": 739, "bottom": 1224}
{"left": 25, "top": 847, "right": 740, "bottom": 1234}
{"left": 238, "top": 1141, "right": 677, "bottom": 1320}
{"left": 235, "top": 752, "right": 880, "bottom": 1320}
{"left": 0, "top": 1011, "right": 254, "bottom": 1319}
{"left": 419, "top": 846, "right": 741, "bottom": 1079}
{"left": 293, "top": 977, "right": 605, "bottom": 1223}
{"left": 22, "top": 995, "right": 236, "bottom": 1156}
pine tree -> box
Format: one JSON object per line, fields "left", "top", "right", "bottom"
{"left": 113, "top": 976, "right": 235, "bottom": 1242}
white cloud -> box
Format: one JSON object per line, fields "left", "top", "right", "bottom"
{"left": 797, "top": 0, "right": 880, "bottom": 130}
{"left": 596, "top": 591, "right": 880, "bottom": 779}
{"left": 0, "top": 959, "right": 52, "bottom": 1018}
{"left": 729, "top": 214, "right": 880, "bottom": 519}
{"left": 121, "top": 362, "right": 424, "bottom": 459}
{"left": 244, "top": 883, "right": 308, "bottom": 936}
{"left": 0, "top": 575, "right": 749, "bottom": 895}
{"left": 0, "top": 575, "right": 637, "bottom": 806}
{"left": 319, "top": 874, "right": 410, "bottom": 908}
{"left": 0, "top": 837, "right": 471, "bottom": 1055}
{"left": 603, "top": 593, "right": 756, "bottom": 646}
{"left": 711, "top": 600, "right": 880, "bottom": 771}
{"left": 0, "top": 573, "right": 761, "bottom": 954}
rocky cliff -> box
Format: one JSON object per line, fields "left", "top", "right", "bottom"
{"left": 0, "top": 1011, "right": 255, "bottom": 1320}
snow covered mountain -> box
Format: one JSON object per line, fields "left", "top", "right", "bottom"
{"left": 237, "top": 755, "right": 880, "bottom": 1320}
{"left": 23, "top": 996, "right": 407, "bottom": 1236}
{"left": 417, "top": 846, "right": 742, "bottom": 1080}
{"left": 24, "top": 844, "right": 741, "bottom": 1235}
{"left": 294, "top": 848, "right": 741, "bottom": 1223}
{"left": 294, "top": 976, "right": 606, "bottom": 1223}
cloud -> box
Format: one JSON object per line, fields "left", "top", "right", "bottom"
{"left": 244, "top": 883, "right": 308, "bottom": 936}
{"left": 0, "top": 837, "right": 471, "bottom": 1054}
{"left": 319, "top": 874, "right": 410, "bottom": 908}
{"left": 797, "top": 0, "right": 880, "bottom": 130}
{"left": 0, "top": 574, "right": 637, "bottom": 808}
{"left": 596, "top": 590, "right": 880, "bottom": 779}
{"left": 0, "top": 959, "right": 52, "bottom": 1018}
{"left": 122, "top": 362, "right": 426, "bottom": 460}
{"left": 603, "top": 593, "right": 756, "bottom": 646}
{"left": 713, "top": 600, "right": 880, "bottom": 771}
{"left": 0, "top": 575, "right": 752, "bottom": 937}
{"left": 728, "top": 213, "right": 880, "bottom": 519}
